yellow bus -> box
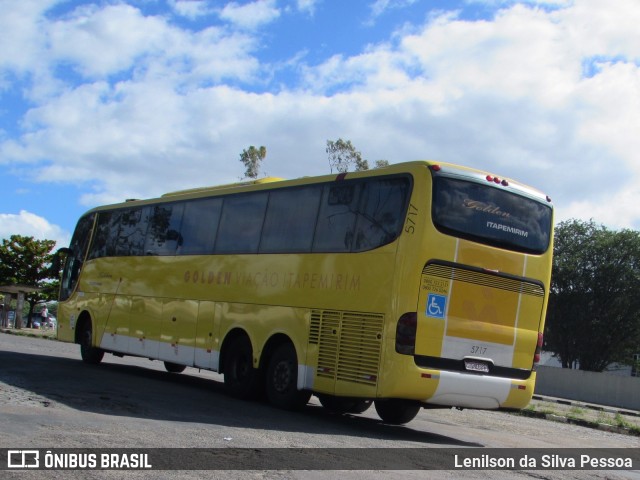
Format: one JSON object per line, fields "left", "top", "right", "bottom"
{"left": 56, "top": 161, "right": 553, "bottom": 424}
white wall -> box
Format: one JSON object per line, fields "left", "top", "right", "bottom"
{"left": 535, "top": 365, "right": 640, "bottom": 411}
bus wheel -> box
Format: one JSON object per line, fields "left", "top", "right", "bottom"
{"left": 374, "top": 399, "right": 421, "bottom": 425}
{"left": 223, "top": 335, "right": 260, "bottom": 399}
{"left": 266, "top": 343, "right": 311, "bottom": 410}
{"left": 164, "top": 362, "right": 186, "bottom": 373}
{"left": 318, "top": 395, "right": 372, "bottom": 415}
{"left": 79, "top": 321, "right": 104, "bottom": 365}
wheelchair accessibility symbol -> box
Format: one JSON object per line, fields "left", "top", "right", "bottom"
{"left": 426, "top": 294, "right": 447, "bottom": 319}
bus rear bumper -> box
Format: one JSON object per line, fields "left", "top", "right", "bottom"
{"left": 423, "top": 370, "right": 533, "bottom": 409}
{"left": 382, "top": 366, "right": 536, "bottom": 410}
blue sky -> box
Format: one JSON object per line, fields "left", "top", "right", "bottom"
{"left": 1, "top": 0, "right": 640, "bottom": 247}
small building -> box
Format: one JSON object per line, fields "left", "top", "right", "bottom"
{"left": 0, "top": 285, "right": 42, "bottom": 329}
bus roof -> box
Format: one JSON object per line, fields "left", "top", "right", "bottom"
{"left": 161, "top": 176, "right": 286, "bottom": 198}
{"left": 84, "top": 160, "right": 551, "bottom": 213}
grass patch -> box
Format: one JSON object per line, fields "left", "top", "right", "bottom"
{"left": 513, "top": 403, "right": 640, "bottom": 436}
{"left": 567, "top": 406, "right": 586, "bottom": 420}
{"left": 614, "top": 413, "right": 640, "bottom": 434}
{"left": 525, "top": 402, "right": 558, "bottom": 415}
{"left": 538, "top": 407, "right": 558, "bottom": 416}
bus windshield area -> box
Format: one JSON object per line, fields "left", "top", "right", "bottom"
{"left": 432, "top": 176, "right": 552, "bottom": 254}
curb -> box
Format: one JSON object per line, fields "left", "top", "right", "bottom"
{"left": 532, "top": 394, "right": 640, "bottom": 418}
{"left": 515, "top": 408, "right": 640, "bottom": 437}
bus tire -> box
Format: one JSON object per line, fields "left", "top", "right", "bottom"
{"left": 265, "top": 343, "right": 311, "bottom": 410}
{"left": 318, "top": 395, "right": 372, "bottom": 415}
{"left": 164, "top": 362, "right": 186, "bottom": 373}
{"left": 374, "top": 399, "right": 421, "bottom": 425}
{"left": 79, "top": 321, "right": 104, "bottom": 365}
{"left": 223, "top": 335, "right": 261, "bottom": 399}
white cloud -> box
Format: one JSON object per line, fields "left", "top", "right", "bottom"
{"left": 369, "top": 0, "right": 419, "bottom": 19}
{"left": 45, "top": 3, "right": 259, "bottom": 83}
{"left": 1, "top": 0, "right": 640, "bottom": 232}
{"left": 0, "top": 210, "right": 70, "bottom": 248}
{"left": 169, "top": 0, "right": 212, "bottom": 19}
{"left": 297, "top": 1, "right": 640, "bottom": 228}
{"left": 218, "top": 0, "right": 280, "bottom": 30}
{"left": 560, "top": 185, "right": 640, "bottom": 230}
{"left": 47, "top": 4, "right": 168, "bottom": 78}
{"left": 296, "top": 0, "right": 320, "bottom": 15}
{"left": 0, "top": 0, "right": 55, "bottom": 74}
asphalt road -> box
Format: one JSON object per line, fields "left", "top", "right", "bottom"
{"left": 0, "top": 332, "right": 638, "bottom": 480}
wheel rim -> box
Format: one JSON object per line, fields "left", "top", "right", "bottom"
{"left": 272, "top": 359, "right": 292, "bottom": 393}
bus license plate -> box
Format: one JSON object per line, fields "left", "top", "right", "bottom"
{"left": 464, "top": 360, "right": 489, "bottom": 373}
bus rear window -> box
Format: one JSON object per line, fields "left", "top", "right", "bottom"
{"left": 432, "top": 177, "right": 552, "bottom": 254}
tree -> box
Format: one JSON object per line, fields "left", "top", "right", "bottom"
{"left": 545, "top": 220, "right": 640, "bottom": 371}
{"left": 374, "top": 160, "right": 389, "bottom": 169}
{"left": 326, "top": 138, "right": 369, "bottom": 173}
{"left": 239, "top": 146, "right": 267, "bottom": 179}
{"left": 0, "top": 235, "right": 57, "bottom": 328}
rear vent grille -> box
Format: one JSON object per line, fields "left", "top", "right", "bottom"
{"left": 423, "top": 263, "right": 544, "bottom": 297}
{"left": 310, "top": 310, "right": 383, "bottom": 386}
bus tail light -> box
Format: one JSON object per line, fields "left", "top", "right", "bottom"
{"left": 486, "top": 175, "right": 509, "bottom": 187}
{"left": 534, "top": 332, "right": 543, "bottom": 364}
{"left": 395, "top": 312, "right": 417, "bottom": 355}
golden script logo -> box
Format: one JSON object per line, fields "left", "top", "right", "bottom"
{"left": 463, "top": 199, "right": 511, "bottom": 218}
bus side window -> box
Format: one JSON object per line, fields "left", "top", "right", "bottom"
{"left": 260, "top": 185, "right": 322, "bottom": 253}
{"left": 115, "top": 207, "right": 151, "bottom": 256}
{"left": 146, "top": 203, "right": 185, "bottom": 256}
{"left": 313, "top": 183, "right": 362, "bottom": 252}
{"left": 353, "top": 178, "right": 410, "bottom": 251}
{"left": 88, "top": 212, "right": 115, "bottom": 259}
{"left": 179, "top": 197, "right": 222, "bottom": 255}
{"left": 215, "top": 192, "right": 268, "bottom": 254}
